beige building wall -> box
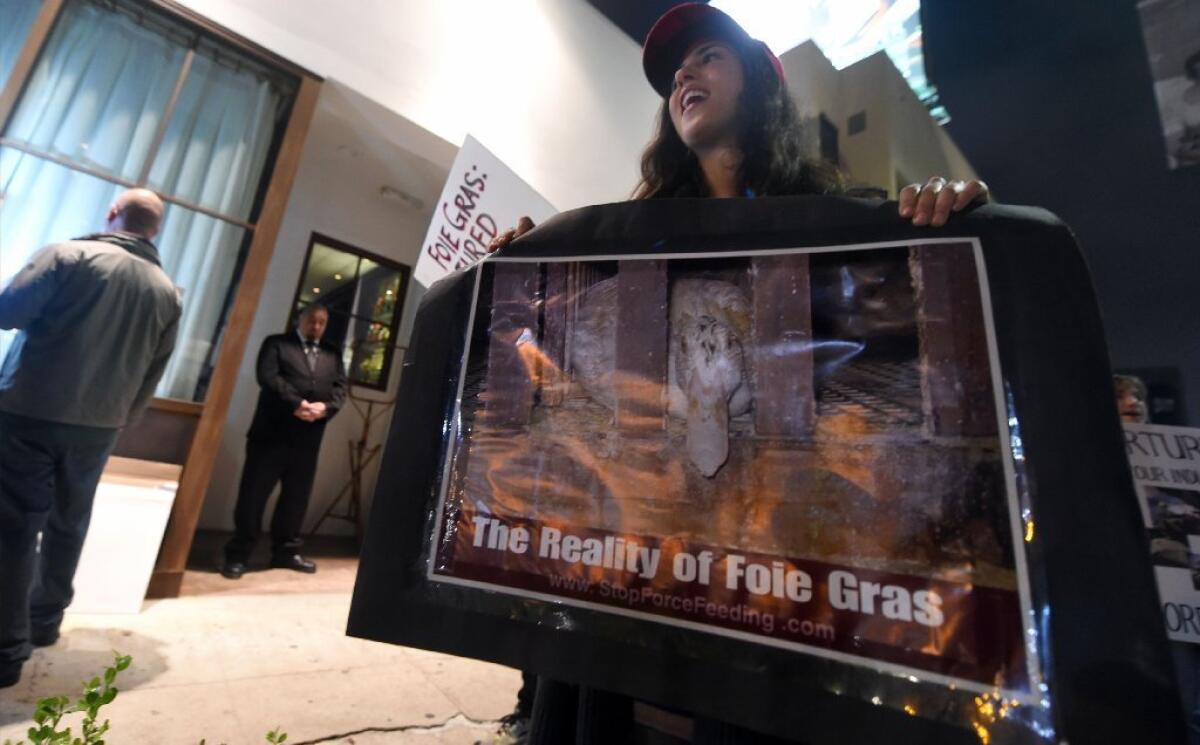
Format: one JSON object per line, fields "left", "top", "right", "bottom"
{"left": 837, "top": 53, "right": 896, "bottom": 193}
{"left": 782, "top": 42, "right": 842, "bottom": 123}
{"left": 780, "top": 43, "right": 979, "bottom": 194}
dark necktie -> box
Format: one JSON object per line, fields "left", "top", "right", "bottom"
{"left": 305, "top": 341, "right": 318, "bottom": 371}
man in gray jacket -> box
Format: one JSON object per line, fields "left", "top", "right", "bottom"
{"left": 0, "top": 188, "right": 181, "bottom": 688}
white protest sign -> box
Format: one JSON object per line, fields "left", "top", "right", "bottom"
{"left": 1126, "top": 422, "right": 1200, "bottom": 643}
{"left": 414, "top": 136, "right": 557, "bottom": 288}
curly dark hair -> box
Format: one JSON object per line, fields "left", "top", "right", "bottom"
{"left": 632, "top": 41, "right": 845, "bottom": 199}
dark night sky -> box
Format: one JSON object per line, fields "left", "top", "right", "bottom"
{"left": 923, "top": 0, "right": 1200, "bottom": 423}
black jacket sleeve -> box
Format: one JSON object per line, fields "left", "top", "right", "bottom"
{"left": 324, "top": 349, "right": 348, "bottom": 418}
{"left": 256, "top": 336, "right": 304, "bottom": 410}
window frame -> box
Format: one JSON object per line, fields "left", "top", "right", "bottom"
{"left": 0, "top": 0, "right": 318, "bottom": 403}
{"left": 289, "top": 232, "right": 412, "bottom": 393}
{"left": 1, "top": 0, "right": 302, "bottom": 228}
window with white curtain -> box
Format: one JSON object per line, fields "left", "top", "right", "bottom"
{"left": 0, "top": 0, "right": 296, "bottom": 401}
{"left": 0, "top": 0, "right": 43, "bottom": 86}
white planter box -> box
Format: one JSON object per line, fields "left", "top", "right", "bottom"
{"left": 67, "top": 457, "right": 180, "bottom": 615}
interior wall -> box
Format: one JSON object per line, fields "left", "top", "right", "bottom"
{"left": 175, "top": 0, "right": 661, "bottom": 210}
{"left": 198, "top": 82, "right": 446, "bottom": 537}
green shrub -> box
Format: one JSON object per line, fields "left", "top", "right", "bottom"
{"left": 3, "top": 652, "right": 130, "bottom": 745}
{"left": 4, "top": 654, "right": 287, "bottom": 745}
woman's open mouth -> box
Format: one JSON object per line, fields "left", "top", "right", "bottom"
{"left": 682, "top": 88, "right": 709, "bottom": 113}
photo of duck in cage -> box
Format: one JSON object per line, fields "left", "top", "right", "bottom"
{"left": 445, "top": 242, "right": 1011, "bottom": 576}
{"left": 429, "top": 239, "right": 1028, "bottom": 689}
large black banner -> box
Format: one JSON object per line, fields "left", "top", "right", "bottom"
{"left": 349, "top": 197, "right": 1183, "bottom": 744}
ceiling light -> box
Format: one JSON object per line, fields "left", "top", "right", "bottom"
{"left": 379, "top": 185, "right": 424, "bottom": 210}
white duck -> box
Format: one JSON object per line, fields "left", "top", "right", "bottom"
{"left": 570, "top": 277, "right": 752, "bottom": 477}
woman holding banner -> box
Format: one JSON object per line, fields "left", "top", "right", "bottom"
{"left": 489, "top": 4, "right": 988, "bottom": 743}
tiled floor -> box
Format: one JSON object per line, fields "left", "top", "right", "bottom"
{"left": 0, "top": 534, "right": 519, "bottom": 744}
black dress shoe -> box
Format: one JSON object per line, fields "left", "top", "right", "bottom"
{"left": 220, "top": 560, "right": 247, "bottom": 579}
{"left": 0, "top": 662, "right": 22, "bottom": 689}
{"left": 270, "top": 554, "right": 317, "bottom": 573}
{"left": 30, "top": 625, "right": 59, "bottom": 648}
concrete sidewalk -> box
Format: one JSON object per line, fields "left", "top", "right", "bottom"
{"left": 0, "top": 556, "right": 519, "bottom": 744}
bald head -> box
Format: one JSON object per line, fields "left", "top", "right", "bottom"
{"left": 106, "top": 188, "right": 164, "bottom": 240}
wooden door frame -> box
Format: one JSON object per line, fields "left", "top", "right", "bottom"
{"left": 147, "top": 75, "right": 321, "bottom": 597}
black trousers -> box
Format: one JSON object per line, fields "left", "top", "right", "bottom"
{"left": 225, "top": 428, "right": 324, "bottom": 563}
{"left": 0, "top": 414, "right": 118, "bottom": 666}
{"left": 527, "top": 678, "right": 801, "bottom": 745}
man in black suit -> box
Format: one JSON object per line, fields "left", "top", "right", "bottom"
{"left": 222, "top": 304, "right": 346, "bottom": 578}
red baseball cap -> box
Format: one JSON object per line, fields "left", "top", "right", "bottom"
{"left": 642, "top": 3, "right": 785, "bottom": 98}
